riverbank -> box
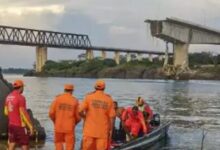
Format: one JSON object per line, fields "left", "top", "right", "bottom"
{"left": 24, "top": 58, "right": 220, "bottom": 80}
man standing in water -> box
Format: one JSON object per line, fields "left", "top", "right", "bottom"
{"left": 79, "top": 80, "right": 116, "bottom": 150}
{"left": 4, "top": 80, "right": 34, "bottom": 150}
{"left": 49, "top": 84, "right": 81, "bottom": 150}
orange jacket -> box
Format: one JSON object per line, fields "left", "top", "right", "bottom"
{"left": 79, "top": 90, "right": 116, "bottom": 139}
{"left": 49, "top": 93, "right": 80, "bottom": 133}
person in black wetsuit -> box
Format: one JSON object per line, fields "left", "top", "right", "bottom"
{"left": 112, "top": 101, "right": 126, "bottom": 142}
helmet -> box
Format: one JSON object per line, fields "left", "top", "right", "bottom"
{"left": 64, "top": 84, "right": 74, "bottom": 90}
{"left": 95, "top": 80, "right": 105, "bottom": 90}
{"left": 13, "top": 80, "right": 24, "bottom": 88}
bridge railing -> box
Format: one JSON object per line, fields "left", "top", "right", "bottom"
{"left": 0, "top": 25, "right": 91, "bottom": 48}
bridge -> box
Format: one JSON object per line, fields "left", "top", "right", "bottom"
{"left": 145, "top": 17, "right": 220, "bottom": 70}
{"left": 0, "top": 25, "right": 168, "bottom": 72}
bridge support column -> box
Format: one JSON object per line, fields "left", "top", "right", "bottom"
{"left": 86, "top": 49, "right": 94, "bottom": 60}
{"left": 137, "top": 53, "right": 142, "bottom": 61}
{"left": 173, "top": 43, "right": 189, "bottom": 69}
{"left": 101, "top": 51, "right": 106, "bottom": 60}
{"left": 163, "top": 54, "right": 169, "bottom": 67}
{"left": 36, "top": 46, "right": 47, "bottom": 73}
{"left": 159, "top": 55, "right": 163, "bottom": 61}
{"left": 114, "top": 51, "right": 120, "bottom": 65}
{"left": 126, "top": 52, "right": 131, "bottom": 62}
{"left": 148, "top": 54, "right": 153, "bottom": 62}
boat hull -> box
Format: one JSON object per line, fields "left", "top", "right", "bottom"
{"left": 113, "top": 121, "right": 171, "bottom": 150}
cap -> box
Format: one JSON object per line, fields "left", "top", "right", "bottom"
{"left": 13, "top": 80, "right": 24, "bottom": 88}
{"left": 64, "top": 84, "right": 74, "bottom": 90}
{"left": 95, "top": 80, "right": 105, "bottom": 90}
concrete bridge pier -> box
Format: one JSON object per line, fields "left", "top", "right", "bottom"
{"left": 148, "top": 54, "right": 153, "bottom": 62}
{"left": 36, "top": 46, "right": 47, "bottom": 72}
{"left": 86, "top": 49, "right": 94, "bottom": 60}
{"left": 101, "top": 50, "right": 106, "bottom": 60}
{"left": 173, "top": 43, "right": 189, "bottom": 69}
{"left": 137, "top": 53, "right": 142, "bottom": 61}
{"left": 126, "top": 52, "right": 131, "bottom": 62}
{"left": 163, "top": 54, "right": 169, "bottom": 67}
{"left": 159, "top": 55, "right": 163, "bottom": 61}
{"left": 114, "top": 51, "right": 120, "bottom": 65}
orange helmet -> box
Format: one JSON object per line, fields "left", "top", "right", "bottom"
{"left": 64, "top": 84, "right": 74, "bottom": 90}
{"left": 13, "top": 80, "right": 24, "bottom": 88}
{"left": 95, "top": 80, "right": 105, "bottom": 90}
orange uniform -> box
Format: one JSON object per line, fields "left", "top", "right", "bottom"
{"left": 138, "top": 103, "right": 153, "bottom": 133}
{"left": 49, "top": 92, "right": 80, "bottom": 150}
{"left": 79, "top": 90, "right": 116, "bottom": 150}
{"left": 122, "top": 107, "right": 147, "bottom": 136}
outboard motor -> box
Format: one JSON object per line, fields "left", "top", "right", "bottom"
{"left": 150, "top": 113, "right": 160, "bottom": 127}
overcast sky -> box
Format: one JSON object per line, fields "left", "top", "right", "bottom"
{"left": 1, "top": 0, "right": 220, "bottom": 68}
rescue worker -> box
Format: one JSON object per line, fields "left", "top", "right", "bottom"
{"left": 49, "top": 84, "right": 80, "bottom": 150}
{"left": 4, "top": 80, "right": 34, "bottom": 150}
{"left": 79, "top": 80, "right": 116, "bottom": 150}
{"left": 121, "top": 106, "right": 147, "bottom": 140}
{"left": 136, "top": 97, "right": 153, "bottom": 132}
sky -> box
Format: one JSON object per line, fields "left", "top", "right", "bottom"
{"left": 1, "top": 0, "right": 220, "bottom": 68}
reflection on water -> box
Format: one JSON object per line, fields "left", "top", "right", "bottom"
{"left": 2, "top": 75, "right": 220, "bottom": 149}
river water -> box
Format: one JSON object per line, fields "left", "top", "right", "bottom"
{"left": 2, "top": 74, "right": 220, "bottom": 150}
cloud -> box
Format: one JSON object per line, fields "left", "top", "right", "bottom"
{"left": 1, "top": 0, "right": 220, "bottom": 68}
{"left": 109, "top": 26, "right": 136, "bottom": 35}
{"left": 0, "top": 5, "right": 65, "bottom": 16}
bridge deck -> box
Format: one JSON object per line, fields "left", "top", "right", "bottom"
{"left": 145, "top": 17, "right": 220, "bottom": 44}
{"left": 0, "top": 25, "right": 169, "bottom": 55}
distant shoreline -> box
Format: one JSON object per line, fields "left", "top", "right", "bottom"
{"left": 2, "top": 68, "right": 31, "bottom": 75}
{"left": 24, "top": 61, "right": 220, "bottom": 80}
{"left": 6, "top": 50, "right": 220, "bottom": 80}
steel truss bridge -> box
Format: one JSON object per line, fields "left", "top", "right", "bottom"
{"left": 0, "top": 25, "right": 168, "bottom": 55}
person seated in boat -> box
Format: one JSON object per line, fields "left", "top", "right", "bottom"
{"left": 112, "top": 101, "right": 126, "bottom": 142}
{"left": 121, "top": 106, "right": 147, "bottom": 140}
{"left": 136, "top": 97, "right": 153, "bottom": 132}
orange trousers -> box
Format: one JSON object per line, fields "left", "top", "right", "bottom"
{"left": 82, "top": 136, "right": 108, "bottom": 150}
{"left": 55, "top": 132, "right": 75, "bottom": 150}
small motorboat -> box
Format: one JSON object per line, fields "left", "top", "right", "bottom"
{"left": 111, "top": 121, "right": 171, "bottom": 150}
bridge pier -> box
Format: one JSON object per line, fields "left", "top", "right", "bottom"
{"left": 114, "top": 51, "right": 120, "bottom": 65}
{"left": 101, "top": 50, "right": 106, "bottom": 60}
{"left": 86, "top": 49, "right": 94, "bottom": 60}
{"left": 159, "top": 55, "right": 163, "bottom": 61}
{"left": 137, "top": 53, "right": 142, "bottom": 61}
{"left": 173, "top": 43, "right": 189, "bottom": 69}
{"left": 126, "top": 52, "right": 131, "bottom": 62}
{"left": 148, "top": 54, "right": 153, "bottom": 62}
{"left": 36, "top": 46, "right": 47, "bottom": 73}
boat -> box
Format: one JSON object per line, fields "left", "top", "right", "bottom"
{"left": 111, "top": 121, "right": 171, "bottom": 150}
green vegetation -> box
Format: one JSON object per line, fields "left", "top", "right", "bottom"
{"left": 40, "top": 57, "right": 164, "bottom": 78}
{"left": 3, "top": 68, "right": 31, "bottom": 74}
{"left": 189, "top": 52, "right": 219, "bottom": 67}
{"left": 30, "top": 52, "right": 220, "bottom": 79}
